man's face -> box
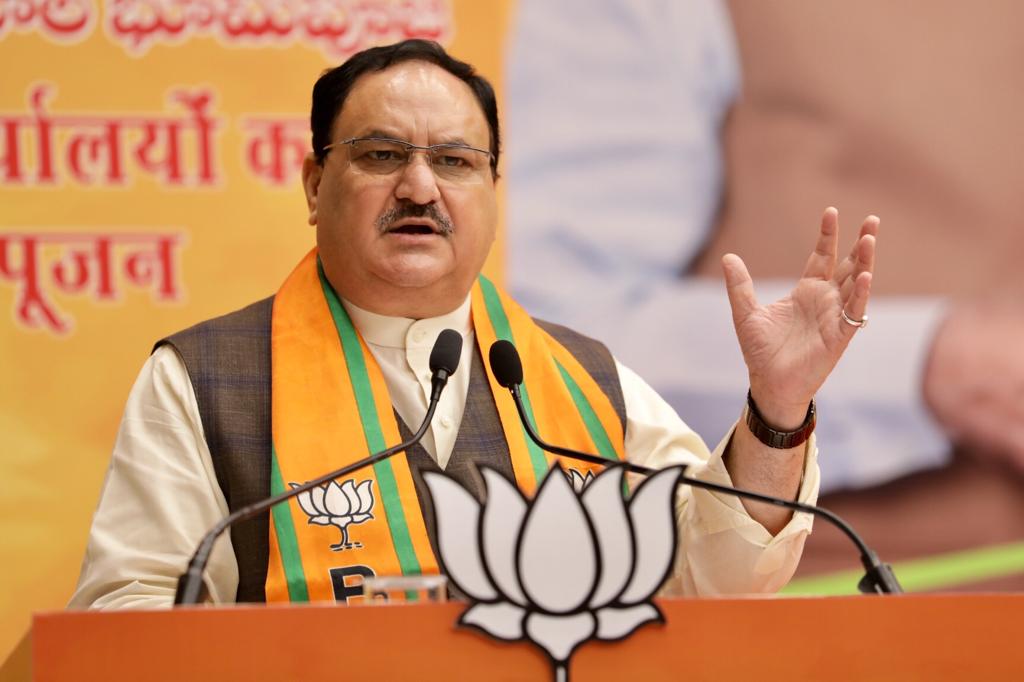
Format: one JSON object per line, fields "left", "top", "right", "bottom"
{"left": 302, "top": 60, "right": 497, "bottom": 318}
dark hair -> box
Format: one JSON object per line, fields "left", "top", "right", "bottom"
{"left": 311, "top": 39, "right": 500, "bottom": 177}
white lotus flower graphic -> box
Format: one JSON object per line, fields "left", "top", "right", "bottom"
{"left": 565, "top": 469, "right": 595, "bottom": 494}
{"left": 423, "top": 464, "right": 682, "bottom": 682}
{"left": 289, "top": 478, "right": 375, "bottom": 551}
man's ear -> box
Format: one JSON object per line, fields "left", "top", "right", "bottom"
{"left": 301, "top": 153, "right": 323, "bottom": 226}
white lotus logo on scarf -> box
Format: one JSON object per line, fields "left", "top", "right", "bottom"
{"left": 565, "top": 468, "right": 594, "bottom": 493}
{"left": 289, "top": 479, "right": 375, "bottom": 551}
{"left": 423, "top": 464, "right": 682, "bottom": 682}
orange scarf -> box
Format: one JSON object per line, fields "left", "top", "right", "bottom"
{"left": 265, "top": 249, "right": 624, "bottom": 603}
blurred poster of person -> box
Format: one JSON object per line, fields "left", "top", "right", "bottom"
{"left": 506, "top": 0, "right": 1024, "bottom": 588}
{"left": 506, "top": 0, "right": 947, "bottom": 493}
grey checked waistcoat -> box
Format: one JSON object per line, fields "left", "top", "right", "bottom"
{"left": 158, "top": 296, "right": 626, "bottom": 602}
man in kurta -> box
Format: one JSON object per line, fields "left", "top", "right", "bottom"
{"left": 70, "top": 39, "right": 877, "bottom": 607}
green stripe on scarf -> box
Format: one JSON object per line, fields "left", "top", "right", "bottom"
{"left": 269, "top": 447, "right": 309, "bottom": 601}
{"left": 554, "top": 359, "right": 627, "bottom": 495}
{"left": 478, "top": 275, "right": 550, "bottom": 483}
{"left": 318, "top": 261, "right": 422, "bottom": 581}
{"left": 555, "top": 360, "right": 619, "bottom": 461}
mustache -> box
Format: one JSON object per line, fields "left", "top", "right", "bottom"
{"left": 376, "top": 203, "right": 454, "bottom": 236}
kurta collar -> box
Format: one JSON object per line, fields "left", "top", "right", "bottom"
{"left": 341, "top": 294, "right": 473, "bottom": 350}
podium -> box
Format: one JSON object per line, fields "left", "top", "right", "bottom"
{"left": 33, "top": 595, "right": 1023, "bottom": 680}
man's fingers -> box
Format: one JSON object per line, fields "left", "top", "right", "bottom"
{"left": 833, "top": 215, "right": 880, "bottom": 285}
{"left": 840, "top": 233, "right": 877, "bottom": 300}
{"left": 854, "top": 231, "right": 877, "bottom": 282}
{"left": 721, "top": 253, "right": 759, "bottom": 324}
{"left": 801, "top": 207, "right": 840, "bottom": 280}
{"left": 860, "top": 214, "right": 880, "bottom": 237}
{"left": 841, "top": 271, "right": 872, "bottom": 335}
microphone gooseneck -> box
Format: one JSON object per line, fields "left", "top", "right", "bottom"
{"left": 487, "top": 339, "right": 903, "bottom": 595}
{"left": 174, "top": 328, "right": 465, "bottom": 606}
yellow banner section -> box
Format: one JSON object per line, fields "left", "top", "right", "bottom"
{"left": 0, "top": 0, "right": 511, "bottom": 663}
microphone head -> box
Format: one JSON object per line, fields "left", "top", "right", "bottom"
{"left": 488, "top": 340, "right": 524, "bottom": 388}
{"left": 429, "top": 329, "right": 464, "bottom": 377}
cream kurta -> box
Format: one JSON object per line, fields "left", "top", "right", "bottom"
{"left": 69, "top": 298, "right": 819, "bottom": 608}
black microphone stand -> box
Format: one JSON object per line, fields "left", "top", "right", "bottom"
{"left": 174, "top": 393, "right": 443, "bottom": 605}
{"left": 174, "top": 330, "right": 462, "bottom": 606}
{"left": 505, "top": 382, "right": 903, "bottom": 595}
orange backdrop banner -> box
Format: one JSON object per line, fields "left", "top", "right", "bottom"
{"left": 0, "top": 0, "right": 511, "bottom": 663}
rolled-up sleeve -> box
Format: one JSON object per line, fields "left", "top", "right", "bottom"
{"left": 617, "top": 359, "right": 819, "bottom": 596}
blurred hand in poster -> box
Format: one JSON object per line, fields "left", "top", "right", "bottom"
{"left": 925, "top": 302, "right": 1024, "bottom": 474}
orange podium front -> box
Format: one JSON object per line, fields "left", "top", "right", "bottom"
{"left": 34, "top": 595, "right": 1023, "bottom": 680}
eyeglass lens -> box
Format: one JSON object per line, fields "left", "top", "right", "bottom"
{"left": 347, "top": 139, "right": 489, "bottom": 182}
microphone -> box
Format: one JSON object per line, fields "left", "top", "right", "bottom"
{"left": 174, "top": 328, "right": 465, "bottom": 605}
{"left": 488, "top": 339, "right": 903, "bottom": 595}
{"left": 429, "top": 328, "right": 463, "bottom": 398}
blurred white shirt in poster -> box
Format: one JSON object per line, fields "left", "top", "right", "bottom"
{"left": 506, "top": 0, "right": 949, "bottom": 492}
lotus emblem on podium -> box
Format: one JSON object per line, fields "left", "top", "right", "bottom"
{"left": 424, "top": 463, "right": 682, "bottom": 682}
{"left": 290, "top": 478, "right": 375, "bottom": 551}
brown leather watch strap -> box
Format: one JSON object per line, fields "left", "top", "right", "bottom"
{"left": 744, "top": 390, "right": 816, "bottom": 449}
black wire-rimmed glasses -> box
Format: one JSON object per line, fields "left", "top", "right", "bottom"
{"left": 322, "top": 137, "right": 494, "bottom": 183}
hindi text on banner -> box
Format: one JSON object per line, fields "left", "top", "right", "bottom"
{"left": 0, "top": 231, "right": 184, "bottom": 334}
{"left": 0, "top": 84, "right": 220, "bottom": 188}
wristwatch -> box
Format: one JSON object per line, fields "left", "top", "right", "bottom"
{"left": 744, "top": 390, "right": 816, "bottom": 449}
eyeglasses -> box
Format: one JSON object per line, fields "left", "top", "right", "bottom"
{"left": 322, "top": 137, "right": 495, "bottom": 183}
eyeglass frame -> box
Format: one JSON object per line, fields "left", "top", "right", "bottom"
{"left": 320, "top": 136, "right": 497, "bottom": 178}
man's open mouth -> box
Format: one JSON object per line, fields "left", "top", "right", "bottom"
{"left": 387, "top": 220, "right": 440, "bottom": 236}
{"left": 388, "top": 222, "right": 438, "bottom": 235}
